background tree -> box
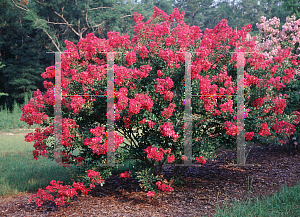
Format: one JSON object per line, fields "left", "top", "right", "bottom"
{"left": 174, "top": 0, "right": 215, "bottom": 28}
{"left": 0, "top": 0, "right": 50, "bottom": 109}
{"left": 282, "top": 0, "right": 300, "bottom": 19}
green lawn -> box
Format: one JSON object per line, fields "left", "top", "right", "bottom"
{"left": 0, "top": 127, "right": 140, "bottom": 197}
{"left": 0, "top": 129, "right": 73, "bottom": 196}
{"left": 213, "top": 182, "right": 300, "bottom": 216}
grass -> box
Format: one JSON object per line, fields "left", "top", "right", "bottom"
{"left": 0, "top": 129, "right": 73, "bottom": 196}
{"left": 0, "top": 99, "right": 37, "bottom": 130}
{"left": 213, "top": 182, "right": 300, "bottom": 217}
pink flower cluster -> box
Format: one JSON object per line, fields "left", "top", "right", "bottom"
{"left": 20, "top": 89, "right": 48, "bottom": 126}
{"left": 256, "top": 15, "right": 300, "bottom": 76}
{"left": 161, "top": 103, "right": 176, "bottom": 119}
{"left": 154, "top": 77, "right": 174, "bottom": 101}
{"left": 84, "top": 126, "right": 123, "bottom": 155}
{"left": 158, "top": 121, "right": 179, "bottom": 142}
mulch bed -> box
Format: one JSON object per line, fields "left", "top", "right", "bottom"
{"left": 1, "top": 144, "right": 300, "bottom": 216}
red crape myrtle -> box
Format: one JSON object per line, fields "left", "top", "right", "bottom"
{"left": 21, "top": 7, "right": 300, "bottom": 207}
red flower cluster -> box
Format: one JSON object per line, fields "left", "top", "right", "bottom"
{"left": 87, "top": 169, "right": 104, "bottom": 189}
{"left": 267, "top": 76, "right": 286, "bottom": 90}
{"left": 84, "top": 126, "right": 123, "bottom": 155}
{"left": 134, "top": 46, "right": 149, "bottom": 59}
{"left": 73, "top": 156, "right": 85, "bottom": 165}
{"left": 156, "top": 181, "right": 174, "bottom": 192}
{"left": 251, "top": 97, "right": 264, "bottom": 109}
{"left": 195, "top": 156, "right": 207, "bottom": 164}
{"left": 138, "top": 118, "right": 146, "bottom": 125}
{"left": 258, "top": 122, "right": 271, "bottom": 137}
{"left": 61, "top": 118, "right": 79, "bottom": 147}
{"left": 129, "top": 98, "right": 142, "bottom": 115}
{"left": 25, "top": 127, "right": 48, "bottom": 160}
{"left": 283, "top": 67, "right": 295, "bottom": 83}
{"left": 220, "top": 99, "right": 234, "bottom": 114}
{"left": 20, "top": 89, "right": 48, "bottom": 126}
{"left": 157, "top": 70, "right": 164, "bottom": 77}
{"left": 167, "top": 154, "right": 175, "bottom": 163}
{"left": 70, "top": 95, "right": 86, "bottom": 115}
{"left": 245, "top": 72, "right": 260, "bottom": 87}
{"left": 144, "top": 145, "right": 173, "bottom": 163}
{"left": 224, "top": 121, "right": 237, "bottom": 136}
{"left": 292, "top": 111, "right": 300, "bottom": 124}
{"left": 245, "top": 132, "right": 255, "bottom": 140}
{"left": 272, "top": 121, "right": 296, "bottom": 137}
{"left": 107, "top": 31, "right": 131, "bottom": 49}
{"left": 125, "top": 52, "right": 136, "bottom": 65}
{"left": 147, "top": 191, "right": 155, "bottom": 197}
{"left": 272, "top": 97, "right": 287, "bottom": 114}
{"left": 29, "top": 180, "right": 90, "bottom": 207}
{"left": 120, "top": 171, "right": 131, "bottom": 178}
{"left": 147, "top": 120, "right": 155, "bottom": 129}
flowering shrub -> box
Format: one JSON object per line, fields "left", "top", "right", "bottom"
{"left": 21, "top": 7, "right": 300, "bottom": 207}
{"left": 256, "top": 15, "right": 300, "bottom": 150}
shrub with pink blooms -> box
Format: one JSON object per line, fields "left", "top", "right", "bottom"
{"left": 21, "top": 7, "right": 300, "bottom": 207}
{"left": 256, "top": 15, "right": 300, "bottom": 150}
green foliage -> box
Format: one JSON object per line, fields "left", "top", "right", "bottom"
{"left": 175, "top": 0, "right": 290, "bottom": 36}
{"left": 0, "top": 0, "right": 51, "bottom": 109}
{"left": 135, "top": 168, "right": 160, "bottom": 193}
{"left": 283, "top": 0, "right": 300, "bottom": 19}
{"left": 0, "top": 94, "right": 37, "bottom": 130}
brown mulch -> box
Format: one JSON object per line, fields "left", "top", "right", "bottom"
{"left": 1, "top": 144, "right": 300, "bottom": 217}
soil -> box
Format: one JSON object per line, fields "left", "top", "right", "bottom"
{"left": 0, "top": 144, "right": 299, "bottom": 217}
